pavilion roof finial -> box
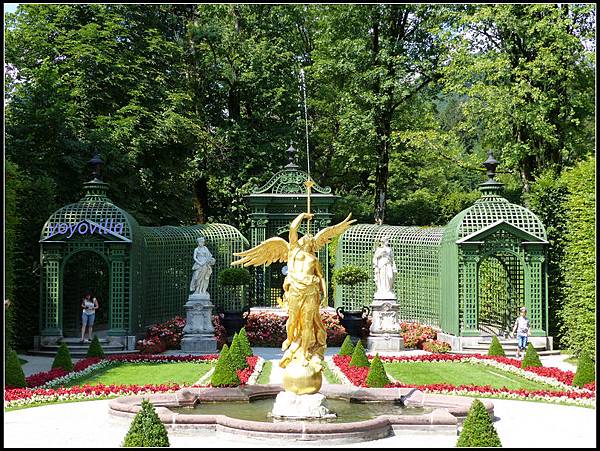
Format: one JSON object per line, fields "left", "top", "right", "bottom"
{"left": 82, "top": 152, "right": 110, "bottom": 201}
{"left": 285, "top": 143, "right": 299, "bottom": 169}
{"left": 479, "top": 151, "right": 504, "bottom": 196}
{"left": 88, "top": 153, "right": 104, "bottom": 182}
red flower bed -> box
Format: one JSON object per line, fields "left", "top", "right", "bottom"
{"left": 244, "top": 311, "right": 346, "bottom": 347}
{"left": 399, "top": 322, "right": 438, "bottom": 349}
{"left": 24, "top": 368, "right": 69, "bottom": 389}
{"left": 236, "top": 356, "right": 259, "bottom": 384}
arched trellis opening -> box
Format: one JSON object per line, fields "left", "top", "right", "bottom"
{"left": 477, "top": 251, "right": 524, "bottom": 336}
{"left": 61, "top": 249, "right": 110, "bottom": 336}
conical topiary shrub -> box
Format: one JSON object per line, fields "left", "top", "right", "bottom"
{"left": 572, "top": 351, "right": 595, "bottom": 388}
{"left": 237, "top": 327, "right": 253, "bottom": 357}
{"left": 366, "top": 354, "right": 390, "bottom": 388}
{"left": 487, "top": 336, "right": 506, "bottom": 357}
{"left": 86, "top": 335, "right": 105, "bottom": 358}
{"left": 521, "top": 342, "right": 542, "bottom": 368}
{"left": 52, "top": 342, "right": 74, "bottom": 372}
{"left": 210, "top": 344, "right": 241, "bottom": 387}
{"left": 349, "top": 340, "right": 370, "bottom": 367}
{"left": 6, "top": 349, "right": 27, "bottom": 388}
{"left": 122, "top": 399, "right": 170, "bottom": 447}
{"left": 456, "top": 399, "right": 501, "bottom": 447}
{"left": 228, "top": 333, "right": 249, "bottom": 371}
{"left": 338, "top": 335, "right": 355, "bottom": 356}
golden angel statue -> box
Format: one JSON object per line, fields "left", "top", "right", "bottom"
{"left": 232, "top": 211, "right": 355, "bottom": 394}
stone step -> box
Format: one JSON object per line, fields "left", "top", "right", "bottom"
{"left": 463, "top": 343, "right": 546, "bottom": 351}
{"left": 42, "top": 343, "right": 125, "bottom": 351}
{"left": 27, "top": 349, "right": 138, "bottom": 357}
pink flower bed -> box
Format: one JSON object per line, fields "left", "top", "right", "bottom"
{"left": 330, "top": 353, "right": 595, "bottom": 404}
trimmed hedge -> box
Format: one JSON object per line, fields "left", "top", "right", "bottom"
{"left": 339, "top": 335, "right": 355, "bottom": 356}
{"left": 572, "top": 351, "right": 595, "bottom": 388}
{"left": 228, "top": 333, "right": 249, "bottom": 371}
{"left": 210, "top": 344, "right": 240, "bottom": 387}
{"left": 86, "top": 335, "right": 105, "bottom": 358}
{"left": 122, "top": 399, "right": 170, "bottom": 447}
{"left": 366, "top": 354, "right": 390, "bottom": 388}
{"left": 52, "top": 342, "right": 74, "bottom": 372}
{"left": 521, "top": 343, "right": 542, "bottom": 369}
{"left": 237, "top": 327, "right": 253, "bottom": 357}
{"left": 487, "top": 336, "right": 506, "bottom": 357}
{"left": 6, "top": 349, "right": 27, "bottom": 388}
{"left": 456, "top": 399, "right": 501, "bottom": 447}
{"left": 349, "top": 340, "right": 369, "bottom": 368}
{"left": 217, "top": 267, "right": 252, "bottom": 287}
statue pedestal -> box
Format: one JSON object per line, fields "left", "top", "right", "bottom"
{"left": 180, "top": 293, "right": 217, "bottom": 354}
{"left": 271, "top": 391, "right": 335, "bottom": 420}
{"left": 367, "top": 298, "right": 404, "bottom": 353}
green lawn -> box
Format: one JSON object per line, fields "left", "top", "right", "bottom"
{"left": 384, "top": 362, "right": 557, "bottom": 391}
{"left": 65, "top": 362, "right": 213, "bottom": 387}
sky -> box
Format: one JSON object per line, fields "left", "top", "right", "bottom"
{"left": 4, "top": 4, "right": 19, "bottom": 15}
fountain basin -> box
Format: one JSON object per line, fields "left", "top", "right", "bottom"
{"left": 109, "top": 384, "right": 494, "bottom": 443}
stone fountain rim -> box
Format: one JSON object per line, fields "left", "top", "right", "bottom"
{"left": 108, "top": 384, "right": 493, "bottom": 439}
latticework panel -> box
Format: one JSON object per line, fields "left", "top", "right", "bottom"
{"left": 139, "top": 224, "right": 249, "bottom": 327}
{"left": 334, "top": 224, "right": 444, "bottom": 327}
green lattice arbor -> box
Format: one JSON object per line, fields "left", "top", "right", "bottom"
{"left": 246, "top": 147, "right": 337, "bottom": 307}
{"left": 335, "top": 153, "right": 549, "bottom": 338}
{"left": 39, "top": 173, "right": 248, "bottom": 343}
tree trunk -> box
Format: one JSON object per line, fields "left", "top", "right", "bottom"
{"left": 193, "top": 177, "right": 209, "bottom": 223}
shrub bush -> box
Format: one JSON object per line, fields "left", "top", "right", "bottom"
{"left": 339, "top": 335, "right": 355, "bottom": 356}
{"left": 399, "top": 322, "right": 438, "bottom": 349}
{"left": 86, "top": 335, "right": 105, "bottom": 358}
{"left": 237, "top": 327, "right": 253, "bottom": 357}
{"left": 136, "top": 316, "right": 185, "bottom": 353}
{"left": 366, "top": 354, "right": 390, "bottom": 388}
{"left": 487, "top": 336, "right": 506, "bottom": 357}
{"left": 52, "top": 342, "right": 74, "bottom": 372}
{"left": 423, "top": 339, "right": 452, "bottom": 353}
{"left": 332, "top": 265, "right": 370, "bottom": 286}
{"left": 122, "top": 399, "right": 170, "bottom": 447}
{"left": 349, "top": 340, "right": 370, "bottom": 368}
{"left": 521, "top": 343, "right": 543, "bottom": 368}
{"left": 572, "top": 351, "right": 595, "bottom": 388}
{"left": 5, "top": 349, "right": 27, "bottom": 388}
{"left": 210, "top": 344, "right": 240, "bottom": 387}
{"left": 217, "top": 267, "right": 252, "bottom": 287}
{"left": 228, "top": 333, "right": 249, "bottom": 371}
{"left": 212, "top": 314, "right": 227, "bottom": 350}
{"left": 456, "top": 399, "right": 501, "bottom": 447}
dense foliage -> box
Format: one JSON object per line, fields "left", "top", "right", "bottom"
{"left": 51, "top": 343, "right": 74, "bottom": 372}
{"left": 228, "top": 333, "right": 249, "bottom": 371}
{"left": 487, "top": 336, "right": 506, "bottom": 357}
{"left": 210, "top": 344, "right": 241, "bottom": 387}
{"left": 217, "top": 268, "right": 252, "bottom": 287}
{"left": 456, "top": 399, "right": 501, "bottom": 447}
{"left": 122, "top": 399, "right": 170, "bottom": 447}
{"left": 349, "top": 340, "right": 370, "bottom": 368}
{"left": 5, "top": 349, "right": 27, "bottom": 388}
{"left": 331, "top": 265, "right": 370, "bottom": 286}
{"left": 4, "top": 4, "right": 595, "bottom": 350}
{"left": 237, "top": 328, "right": 253, "bottom": 357}
{"left": 338, "top": 335, "right": 355, "bottom": 356}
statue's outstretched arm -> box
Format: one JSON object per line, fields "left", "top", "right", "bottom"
{"left": 289, "top": 212, "right": 312, "bottom": 247}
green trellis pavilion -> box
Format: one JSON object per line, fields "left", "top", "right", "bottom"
{"left": 37, "top": 157, "right": 248, "bottom": 349}
{"left": 334, "top": 153, "right": 552, "bottom": 350}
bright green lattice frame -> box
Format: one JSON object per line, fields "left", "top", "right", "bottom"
{"left": 334, "top": 224, "right": 444, "bottom": 327}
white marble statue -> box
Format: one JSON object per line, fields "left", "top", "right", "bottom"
{"left": 373, "top": 236, "right": 397, "bottom": 299}
{"left": 189, "top": 237, "right": 216, "bottom": 295}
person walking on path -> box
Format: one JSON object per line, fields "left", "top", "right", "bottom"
{"left": 512, "top": 306, "right": 530, "bottom": 358}
{"left": 80, "top": 293, "right": 99, "bottom": 343}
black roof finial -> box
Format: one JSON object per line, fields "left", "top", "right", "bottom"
{"left": 479, "top": 151, "right": 504, "bottom": 196}
{"left": 88, "top": 153, "right": 104, "bottom": 181}
{"left": 285, "top": 144, "right": 299, "bottom": 169}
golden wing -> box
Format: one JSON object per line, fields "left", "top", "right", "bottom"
{"left": 313, "top": 213, "right": 356, "bottom": 251}
{"left": 231, "top": 237, "right": 289, "bottom": 267}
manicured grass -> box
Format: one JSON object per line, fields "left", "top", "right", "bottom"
{"left": 384, "top": 362, "right": 556, "bottom": 391}
{"left": 65, "top": 362, "right": 213, "bottom": 387}
{"left": 256, "top": 360, "right": 273, "bottom": 384}
{"left": 323, "top": 361, "right": 341, "bottom": 384}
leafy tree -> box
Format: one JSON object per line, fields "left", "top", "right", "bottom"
{"left": 123, "top": 399, "right": 170, "bottom": 447}
{"left": 5, "top": 349, "right": 27, "bottom": 388}
{"left": 456, "top": 398, "right": 501, "bottom": 447}
{"left": 52, "top": 342, "right": 74, "bottom": 371}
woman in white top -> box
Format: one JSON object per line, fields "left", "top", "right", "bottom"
{"left": 80, "top": 293, "right": 99, "bottom": 343}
